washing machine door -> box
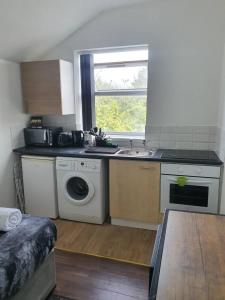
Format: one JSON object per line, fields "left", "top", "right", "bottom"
{"left": 64, "top": 173, "right": 95, "bottom": 206}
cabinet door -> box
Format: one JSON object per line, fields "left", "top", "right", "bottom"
{"left": 22, "top": 156, "right": 58, "bottom": 218}
{"left": 109, "top": 160, "right": 160, "bottom": 224}
{"left": 21, "top": 60, "right": 62, "bottom": 115}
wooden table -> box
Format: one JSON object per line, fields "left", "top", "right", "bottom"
{"left": 150, "top": 210, "right": 225, "bottom": 300}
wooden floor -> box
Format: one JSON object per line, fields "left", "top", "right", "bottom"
{"left": 51, "top": 249, "right": 149, "bottom": 300}
{"left": 54, "top": 219, "right": 156, "bottom": 266}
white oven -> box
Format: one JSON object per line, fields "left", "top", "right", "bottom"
{"left": 160, "top": 163, "right": 220, "bottom": 214}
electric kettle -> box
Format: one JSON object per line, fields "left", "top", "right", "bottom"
{"left": 72, "top": 130, "right": 84, "bottom": 147}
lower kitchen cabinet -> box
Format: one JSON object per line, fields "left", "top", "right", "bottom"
{"left": 109, "top": 159, "right": 161, "bottom": 225}
{"left": 22, "top": 155, "right": 58, "bottom": 218}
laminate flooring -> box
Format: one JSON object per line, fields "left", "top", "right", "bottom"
{"left": 51, "top": 249, "right": 149, "bottom": 300}
{"left": 54, "top": 219, "right": 156, "bottom": 266}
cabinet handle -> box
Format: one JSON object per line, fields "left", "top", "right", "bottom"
{"left": 140, "top": 166, "right": 156, "bottom": 171}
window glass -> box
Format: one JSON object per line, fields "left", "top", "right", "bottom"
{"left": 95, "top": 95, "right": 146, "bottom": 133}
{"left": 94, "top": 50, "right": 148, "bottom": 64}
{"left": 95, "top": 66, "right": 147, "bottom": 90}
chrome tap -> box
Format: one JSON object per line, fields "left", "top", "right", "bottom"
{"left": 143, "top": 139, "right": 146, "bottom": 149}
{"left": 129, "top": 139, "right": 133, "bottom": 149}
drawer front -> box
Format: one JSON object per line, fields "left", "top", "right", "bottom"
{"left": 161, "top": 163, "right": 220, "bottom": 178}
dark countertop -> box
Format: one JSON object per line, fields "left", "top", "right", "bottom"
{"left": 13, "top": 146, "right": 223, "bottom": 166}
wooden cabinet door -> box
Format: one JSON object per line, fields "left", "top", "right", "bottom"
{"left": 21, "top": 60, "right": 62, "bottom": 115}
{"left": 109, "top": 160, "right": 160, "bottom": 224}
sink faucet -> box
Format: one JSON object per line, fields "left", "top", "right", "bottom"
{"left": 129, "top": 139, "right": 133, "bottom": 149}
{"left": 143, "top": 139, "right": 146, "bottom": 149}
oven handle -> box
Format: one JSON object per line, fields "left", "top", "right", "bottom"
{"left": 167, "top": 176, "right": 211, "bottom": 185}
{"left": 43, "top": 129, "right": 47, "bottom": 142}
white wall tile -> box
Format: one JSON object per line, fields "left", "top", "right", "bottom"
{"left": 192, "top": 126, "right": 210, "bottom": 134}
{"left": 147, "top": 141, "right": 160, "bottom": 149}
{"left": 148, "top": 126, "right": 161, "bottom": 134}
{"left": 160, "top": 133, "right": 176, "bottom": 141}
{"left": 193, "top": 134, "right": 209, "bottom": 142}
{"left": 208, "top": 126, "right": 217, "bottom": 134}
{"left": 208, "top": 134, "right": 217, "bottom": 143}
{"left": 192, "top": 142, "right": 209, "bottom": 150}
{"left": 43, "top": 114, "right": 76, "bottom": 130}
{"left": 175, "top": 133, "right": 193, "bottom": 142}
{"left": 146, "top": 125, "right": 217, "bottom": 151}
{"left": 149, "top": 133, "right": 160, "bottom": 141}
{"left": 175, "top": 142, "right": 193, "bottom": 149}
{"left": 161, "top": 126, "right": 177, "bottom": 133}
{"left": 159, "top": 141, "right": 176, "bottom": 149}
{"left": 40, "top": 119, "right": 218, "bottom": 152}
{"left": 208, "top": 143, "right": 217, "bottom": 151}
{"left": 10, "top": 124, "right": 25, "bottom": 149}
{"left": 175, "top": 126, "right": 193, "bottom": 134}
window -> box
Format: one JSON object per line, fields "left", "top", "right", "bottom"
{"left": 79, "top": 47, "right": 148, "bottom": 135}
{"left": 93, "top": 48, "right": 148, "bottom": 136}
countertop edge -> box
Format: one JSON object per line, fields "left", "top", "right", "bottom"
{"left": 149, "top": 210, "right": 169, "bottom": 300}
{"left": 13, "top": 147, "right": 224, "bottom": 166}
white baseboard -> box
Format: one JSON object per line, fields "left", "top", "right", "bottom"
{"left": 111, "top": 218, "right": 158, "bottom": 230}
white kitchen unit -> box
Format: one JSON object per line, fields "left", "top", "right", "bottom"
{"left": 161, "top": 163, "right": 221, "bottom": 214}
{"left": 56, "top": 157, "right": 108, "bottom": 224}
{"left": 219, "top": 171, "right": 225, "bottom": 215}
{"left": 22, "top": 155, "right": 58, "bottom": 218}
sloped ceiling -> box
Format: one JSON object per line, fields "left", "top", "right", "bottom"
{"left": 0, "top": 0, "right": 148, "bottom": 62}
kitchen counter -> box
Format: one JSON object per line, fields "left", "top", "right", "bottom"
{"left": 13, "top": 147, "right": 223, "bottom": 165}
{"left": 150, "top": 210, "right": 225, "bottom": 299}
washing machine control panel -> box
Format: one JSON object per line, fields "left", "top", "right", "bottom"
{"left": 77, "top": 160, "right": 100, "bottom": 172}
{"left": 56, "top": 158, "right": 102, "bottom": 172}
{"left": 56, "top": 160, "right": 74, "bottom": 171}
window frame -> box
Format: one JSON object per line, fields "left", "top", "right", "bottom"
{"left": 93, "top": 53, "right": 148, "bottom": 137}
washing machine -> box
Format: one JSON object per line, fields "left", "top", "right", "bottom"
{"left": 56, "top": 157, "right": 108, "bottom": 224}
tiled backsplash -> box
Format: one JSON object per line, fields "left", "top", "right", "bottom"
{"left": 42, "top": 115, "right": 76, "bottom": 130}
{"left": 10, "top": 120, "right": 29, "bottom": 149}
{"left": 145, "top": 126, "right": 217, "bottom": 151}
{"left": 37, "top": 117, "right": 221, "bottom": 152}
{"left": 216, "top": 127, "right": 225, "bottom": 161}
{"left": 110, "top": 138, "right": 146, "bottom": 149}
{"left": 101, "top": 126, "right": 218, "bottom": 150}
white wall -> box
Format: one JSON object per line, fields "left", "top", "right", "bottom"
{"left": 44, "top": 0, "right": 225, "bottom": 128}
{"left": 0, "top": 60, "right": 28, "bottom": 207}
{"left": 217, "top": 43, "right": 225, "bottom": 157}
{"left": 216, "top": 42, "right": 225, "bottom": 214}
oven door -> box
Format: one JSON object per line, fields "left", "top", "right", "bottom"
{"left": 160, "top": 175, "right": 219, "bottom": 213}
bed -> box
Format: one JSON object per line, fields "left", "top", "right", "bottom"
{"left": 0, "top": 215, "right": 57, "bottom": 300}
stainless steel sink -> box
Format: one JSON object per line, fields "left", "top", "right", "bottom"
{"left": 116, "top": 149, "right": 155, "bottom": 157}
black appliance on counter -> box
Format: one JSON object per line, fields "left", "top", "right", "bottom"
{"left": 72, "top": 130, "right": 84, "bottom": 147}
{"left": 29, "top": 116, "right": 43, "bottom": 128}
{"left": 57, "top": 131, "right": 73, "bottom": 147}
{"left": 24, "top": 127, "right": 62, "bottom": 147}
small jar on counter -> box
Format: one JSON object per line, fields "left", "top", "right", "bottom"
{"left": 84, "top": 131, "right": 95, "bottom": 147}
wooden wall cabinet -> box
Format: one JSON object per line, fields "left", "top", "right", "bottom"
{"left": 21, "top": 60, "right": 75, "bottom": 115}
{"left": 109, "top": 159, "right": 161, "bottom": 224}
